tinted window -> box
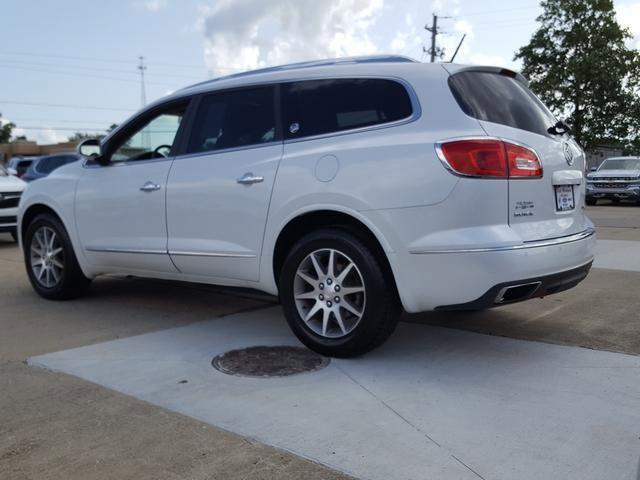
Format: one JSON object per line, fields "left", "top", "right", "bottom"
{"left": 187, "top": 86, "right": 276, "bottom": 154}
{"left": 449, "top": 72, "right": 557, "bottom": 137}
{"left": 282, "top": 78, "right": 413, "bottom": 139}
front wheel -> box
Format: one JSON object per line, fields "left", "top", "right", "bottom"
{"left": 280, "top": 229, "right": 400, "bottom": 358}
{"left": 24, "top": 213, "right": 91, "bottom": 300}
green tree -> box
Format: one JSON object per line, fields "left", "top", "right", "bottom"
{"left": 515, "top": 0, "right": 640, "bottom": 152}
{"left": 0, "top": 113, "right": 16, "bottom": 143}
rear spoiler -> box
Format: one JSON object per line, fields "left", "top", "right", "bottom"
{"left": 440, "top": 64, "right": 529, "bottom": 87}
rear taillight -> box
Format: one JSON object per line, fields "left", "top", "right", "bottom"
{"left": 436, "top": 139, "right": 543, "bottom": 178}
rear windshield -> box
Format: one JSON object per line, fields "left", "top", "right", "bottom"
{"left": 599, "top": 158, "right": 640, "bottom": 170}
{"left": 448, "top": 71, "right": 557, "bottom": 137}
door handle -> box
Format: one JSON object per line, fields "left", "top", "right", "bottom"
{"left": 236, "top": 172, "right": 264, "bottom": 185}
{"left": 140, "top": 181, "right": 161, "bottom": 192}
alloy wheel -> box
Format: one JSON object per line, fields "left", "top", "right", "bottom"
{"left": 30, "top": 226, "right": 64, "bottom": 288}
{"left": 293, "top": 248, "right": 366, "bottom": 338}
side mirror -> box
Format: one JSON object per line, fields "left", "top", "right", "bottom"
{"left": 7, "top": 167, "right": 18, "bottom": 176}
{"left": 77, "top": 138, "right": 108, "bottom": 165}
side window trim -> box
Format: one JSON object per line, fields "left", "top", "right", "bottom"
{"left": 281, "top": 76, "right": 421, "bottom": 144}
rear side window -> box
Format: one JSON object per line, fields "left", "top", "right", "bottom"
{"left": 282, "top": 78, "right": 413, "bottom": 139}
{"left": 187, "top": 86, "right": 276, "bottom": 154}
{"left": 448, "top": 71, "right": 557, "bottom": 137}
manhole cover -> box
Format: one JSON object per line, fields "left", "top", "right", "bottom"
{"left": 212, "top": 346, "right": 330, "bottom": 378}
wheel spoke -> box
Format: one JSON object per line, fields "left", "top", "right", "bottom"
{"left": 48, "top": 231, "right": 57, "bottom": 249}
{"left": 37, "top": 265, "right": 46, "bottom": 280}
{"left": 341, "top": 299, "right": 363, "bottom": 318}
{"left": 51, "top": 258, "right": 64, "bottom": 269}
{"left": 336, "top": 262, "right": 354, "bottom": 284}
{"left": 309, "top": 253, "right": 325, "bottom": 278}
{"left": 341, "top": 286, "right": 365, "bottom": 296}
{"left": 35, "top": 230, "right": 45, "bottom": 251}
{"left": 50, "top": 266, "right": 60, "bottom": 283}
{"left": 321, "top": 309, "right": 330, "bottom": 336}
{"left": 295, "top": 290, "right": 317, "bottom": 300}
{"left": 304, "top": 301, "right": 323, "bottom": 322}
{"left": 327, "top": 250, "right": 335, "bottom": 278}
{"left": 51, "top": 247, "right": 63, "bottom": 257}
{"left": 334, "top": 308, "right": 347, "bottom": 335}
{"left": 297, "top": 270, "right": 317, "bottom": 287}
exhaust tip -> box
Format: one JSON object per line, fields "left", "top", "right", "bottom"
{"left": 495, "top": 281, "right": 542, "bottom": 304}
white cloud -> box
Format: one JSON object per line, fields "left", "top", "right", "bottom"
{"left": 617, "top": 2, "right": 640, "bottom": 49}
{"left": 1, "top": 116, "right": 68, "bottom": 145}
{"left": 138, "top": 0, "right": 168, "bottom": 12}
{"left": 199, "top": 0, "right": 384, "bottom": 76}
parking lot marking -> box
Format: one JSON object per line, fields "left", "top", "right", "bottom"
{"left": 29, "top": 307, "right": 640, "bottom": 480}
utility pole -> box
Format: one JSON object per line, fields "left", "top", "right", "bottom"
{"left": 138, "top": 56, "right": 147, "bottom": 108}
{"left": 425, "top": 14, "right": 438, "bottom": 63}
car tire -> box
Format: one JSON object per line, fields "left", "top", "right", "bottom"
{"left": 280, "top": 228, "right": 400, "bottom": 358}
{"left": 23, "top": 213, "right": 91, "bottom": 300}
{"left": 586, "top": 197, "right": 597, "bottom": 206}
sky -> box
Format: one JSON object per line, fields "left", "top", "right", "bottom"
{"left": 1, "top": 0, "right": 639, "bottom": 144}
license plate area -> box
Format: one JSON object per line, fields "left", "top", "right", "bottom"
{"left": 555, "top": 185, "right": 575, "bottom": 212}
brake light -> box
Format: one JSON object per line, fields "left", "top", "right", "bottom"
{"left": 437, "top": 139, "right": 542, "bottom": 178}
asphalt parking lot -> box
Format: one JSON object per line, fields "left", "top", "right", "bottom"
{"left": 2, "top": 203, "right": 640, "bottom": 480}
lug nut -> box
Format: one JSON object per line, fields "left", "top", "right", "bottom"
{"left": 327, "top": 301, "right": 333, "bottom": 307}
{"left": 334, "top": 285, "right": 341, "bottom": 292}
{"left": 334, "top": 296, "right": 340, "bottom": 303}
{"left": 319, "top": 283, "right": 324, "bottom": 289}
{"left": 327, "top": 278, "right": 333, "bottom": 285}
{"left": 319, "top": 294, "right": 325, "bottom": 301}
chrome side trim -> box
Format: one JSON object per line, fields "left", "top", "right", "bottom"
{"left": 409, "top": 228, "right": 595, "bottom": 255}
{"left": 169, "top": 250, "right": 256, "bottom": 259}
{"left": 85, "top": 247, "right": 167, "bottom": 255}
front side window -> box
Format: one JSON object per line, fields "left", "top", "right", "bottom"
{"left": 186, "top": 86, "right": 276, "bottom": 154}
{"left": 111, "top": 105, "right": 187, "bottom": 162}
{"left": 282, "top": 78, "right": 413, "bottom": 139}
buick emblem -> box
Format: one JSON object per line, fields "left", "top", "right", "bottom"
{"left": 563, "top": 142, "right": 574, "bottom": 166}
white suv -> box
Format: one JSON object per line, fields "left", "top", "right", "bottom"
{"left": 18, "top": 56, "right": 595, "bottom": 357}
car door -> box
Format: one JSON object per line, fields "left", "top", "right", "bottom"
{"left": 166, "top": 85, "right": 282, "bottom": 282}
{"left": 75, "top": 100, "right": 191, "bottom": 273}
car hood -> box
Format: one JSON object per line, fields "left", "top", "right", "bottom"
{"left": 588, "top": 169, "right": 640, "bottom": 179}
{"left": 0, "top": 175, "right": 27, "bottom": 192}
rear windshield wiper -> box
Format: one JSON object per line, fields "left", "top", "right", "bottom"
{"left": 547, "top": 120, "right": 571, "bottom": 136}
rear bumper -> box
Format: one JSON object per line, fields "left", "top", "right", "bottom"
{"left": 435, "top": 261, "right": 592, "bottom": 310}
{"left": 391, "top": 227, "right": 596, "bottom": 313}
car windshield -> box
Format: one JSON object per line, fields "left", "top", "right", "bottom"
{"left": 599, "top": 158, "right": 640, "bottom": 171}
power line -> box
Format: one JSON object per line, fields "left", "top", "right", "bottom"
{"left": 0, "top": 63, "right": 183, "bottom": 88}
{"left": 0, "top": 100, "right": 134, "bottom": 112}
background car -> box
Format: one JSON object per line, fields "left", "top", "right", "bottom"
{"left": 0, "top": 164, "right": 26, "bottom": 241}
{"left": 586, "top": 156, "right": 640, "bottom": 205}
{"left": 22, "top": 153, "right": 83, "bottom": 182}
{"left": 7, "top": 156, "right": 38, "bottom": 178}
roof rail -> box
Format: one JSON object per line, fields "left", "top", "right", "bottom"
{"left": 181, "top": 55, "right": 418, "bottom": 91}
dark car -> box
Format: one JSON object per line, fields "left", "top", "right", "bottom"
{"left": 7, "top": 156, "right": 37, "bottom": 178}
{"left": 22, "top": 153, "right": 82, "bottom": 182}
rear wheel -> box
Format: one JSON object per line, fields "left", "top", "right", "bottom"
{"left": 24, "top": 213, "right": 91, "bottom": 300}
{"left": 586, "top": 197, "right": 597, "bottom": 206}
{"left": 280, "top": 229, "right": 399, "bottom": 358}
